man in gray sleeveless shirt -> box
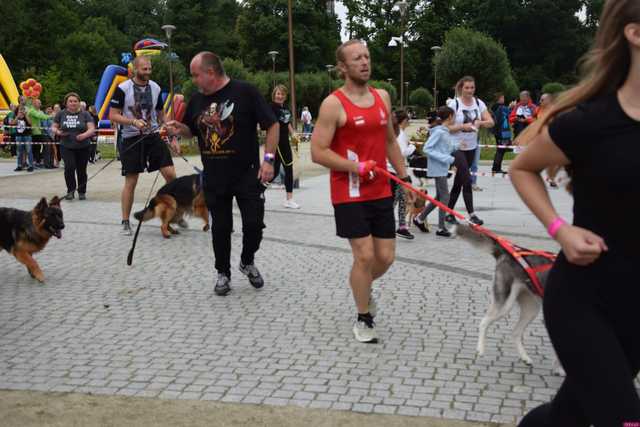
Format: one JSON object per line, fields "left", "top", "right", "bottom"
{"left": 109, "top": 56, "right": 176, "bottom": 235}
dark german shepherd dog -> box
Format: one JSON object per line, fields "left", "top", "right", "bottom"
{"left": 134, "top": 174, "right": 209, "bottom": 238}
{"left": 0, "top": 197, "right": 64, "bottom": 283}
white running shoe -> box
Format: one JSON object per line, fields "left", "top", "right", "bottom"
{"left": 353, "top": 320, "right": 378, "bottom": 343}
{"left": 283, "top": 199, "right": 300, "bottom": 209}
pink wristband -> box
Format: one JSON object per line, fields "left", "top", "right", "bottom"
{"left": 357, "top": 162, "right": 364, "bottom": 175}
{"left": 547, "top": 217, "right": 566, "bottom": 238}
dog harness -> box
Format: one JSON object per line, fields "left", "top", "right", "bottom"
{"left": 475, "top": 225, "right": 557, "bottom": 297}
{"left": 376, "top": 167, "right": 558, "bottom": 298}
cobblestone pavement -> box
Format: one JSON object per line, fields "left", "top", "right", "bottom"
{"left": 0, "top": 165, "right": 636, "bottom": 425}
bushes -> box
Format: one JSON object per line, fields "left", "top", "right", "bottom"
{"left": 542, "top": 82, "right": 566, "bottom": 95}
{"left": 435, "top": 27, "right": 518, "bottom": 102}
{"left": 409, "top": 87, "right": 434, "bottom": 110}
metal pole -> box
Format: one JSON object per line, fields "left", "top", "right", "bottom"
{"left": 433, "top": 66, "right": 437, "bottom": 109}
{"left": 268, "top": 51, "right": 279, "bottom": 88}
{"left": 287, "top": 0, "right": 297, "bottom": 130}
{"left": 400, "top": 35, "right": 404, "bottom": 109}
{"left": 431, "top": 46, "right": 441, "bottom": 110}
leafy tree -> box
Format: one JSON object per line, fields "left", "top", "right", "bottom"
{"left": 435, "top": 27, "right": 516, "bottom": 102}
{"left": 36, "top": 66, "right": 68, "bottom": 106}
{"left": 409, "top": 87, "right": 433, "bottom": 109}
{"left": 222, "top": 59, "right": 251, "bottom": 82}
{"left": 542, "top": 82, "right": 567, "bottom": 95}
{"left": 148, "top": 54, "right": 189, "bottom": 94}
{"left": 236, "top": 0, "right": 341, "bottom": 72}
{"left": 165, "top": 0, "right": 241, "bottom": 63}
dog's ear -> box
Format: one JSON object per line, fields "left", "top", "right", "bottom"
{"left": 49, "top": 196, "right": 61, "bottom": 207}
{"left": 34, "top": 197, "right": 48, "bottom": 214}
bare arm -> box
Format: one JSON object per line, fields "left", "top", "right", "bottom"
{"left": 264, "top": 122, "right": 279, "bottom": 155}
{"left": 379, "top": 90, "right": 409, "bottom": 179}
{"left": 510, "top": 127, "right": 570, "bottom": 228}
{"left": 79, "top": 121, "right": 96, "bottom": 141}
{"left": 257, "top": 122, "right": 279, "bottom": 183}
{"left": 310, "top": 95, "right": 358, "bottom": 174}
{"left": 109, "top": 107, "right": 145, "bottom": 131}
{"left": 510, "top": 127, "right": 607, "bottom": 264}
{"left": 476, "top": 109, "right": 494, "bottom": 129}
{"left": 51, "top": 122, "right": 61, "bottom": 136}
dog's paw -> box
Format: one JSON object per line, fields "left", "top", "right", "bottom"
{"left": 203, "top": 224, "right": 210, "bottom": 232}
{"left": 33, "top": 272, "right": 45, "bottom": 283}
{"left": 476, "top": 344, "right": 485, "bottom": 356}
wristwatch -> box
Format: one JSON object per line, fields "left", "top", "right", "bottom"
{"left": 264, "top": 152, "right": 275, "bottom": 165}
{"left": 400, "top": 175, "right": 412, "bottom": 184}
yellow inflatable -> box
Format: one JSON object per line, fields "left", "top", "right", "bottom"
{"left": 0, "top": 54, "right": 19, "bottom": 110}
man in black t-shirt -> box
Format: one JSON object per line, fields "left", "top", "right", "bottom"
{"left": 109, "top": 56, "right": 176, "bottom": 236}
{"left": 166, "top": 51, "right": 279, "bottom": 296}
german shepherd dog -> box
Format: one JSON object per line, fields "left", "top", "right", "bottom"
{"left": 134, "top": 174, "right": 209, "bottom": 238}
{"left": 0, "top": 196, "right": 64, "bottom": 283}
{"left": 455, "top": 223, "right": 563, "bottom": 373}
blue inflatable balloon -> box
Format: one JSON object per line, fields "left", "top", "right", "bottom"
{"left": 121, "top": 52, "right": 133, "bottom": 65}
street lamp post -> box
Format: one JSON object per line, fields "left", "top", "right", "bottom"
{"left": 405, "top": 81, "right": 410, "bottom": 110}
{"left": 268, "top": 50, "right": 279, "bottom": 87}
{"left": 161, "top": 24, "right": 176, "bottom": 120}
{"left": 326, "top": 64, "right": 334, "bottom": 95}
{"left": 287, "top": 0, "right": 297, "bottom": 130}
{"left": 389, "top": 1, "right": 408, "bottom": 108}
{"left": 431, "top": 45, "right": 442, "bottom": 110}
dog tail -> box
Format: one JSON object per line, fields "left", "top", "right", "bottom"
{"left": 455, "top": 223, "right": 502, "bottom": 258}
{"left": 133, "top": 198, "right": 156, "bottom": 222}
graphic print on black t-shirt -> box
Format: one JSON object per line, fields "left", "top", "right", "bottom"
{"left": 197, "top": 100, "right": 235, "bottom": 154}
{"left": 278, "top": 108, "right": 291, "bottom": 124}
{"left": 128, "top": 84, "right": 154, "bottom": 133}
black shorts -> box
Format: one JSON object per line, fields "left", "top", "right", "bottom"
{"left": 120, "top": 133, "right": 173, "bottom": 176}
{"left": 333, "top": 197, "right": 395, "bottom": 239}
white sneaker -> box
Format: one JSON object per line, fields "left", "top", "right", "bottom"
{"left": 353, "top": 320, "right": 378, "bottom": 343}
{"left": 283, "top": 199, "right": 300, "bottom": 209}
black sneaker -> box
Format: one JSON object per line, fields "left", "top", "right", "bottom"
{"left": 121, "top": 220, "right": 132, "bottom": 236}
{"left": 469, "top": 214, "right": 484, "bottom": 226}
{"left": 215, "top": 273, "right": 231, "bottom": 296}
{"left": 238, "top": 262, "right": 264, "bottom": 289}
{"left": 445, "top": 214, "right": 459, "bottom": 224}
{"left": 63, "top": 192, "right": 74, "bottom": 201}
{"left": 412, "top": 217, "right": 430, "bottom": 233}
{"left": 78, "top": 193, "right": 86, "bottom": 201}
{"left": 436, "top": 229, "right": 452, "bottom": 237}
{"left": 14, "top": 167, "right": 23, "bottom": 172}
{"left": 396, "top": 228, "right": 415, "bottom": 240}
{"left": 27, "top": 167, "right": 34, "bottom": 172}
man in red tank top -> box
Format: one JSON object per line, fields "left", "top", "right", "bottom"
{"left": 311, "top": 40, "right": 414, "bottom": 344}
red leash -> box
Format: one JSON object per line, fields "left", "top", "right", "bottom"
{"left": 376, "top": 166, "right": 556, "bottom": 296}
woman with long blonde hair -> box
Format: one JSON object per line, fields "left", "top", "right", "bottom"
{"left": 270, "top": 84, "right": 300, "bottom": 209}
{"left": 511, "top": 1, "right": 640, "bottom": 424}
